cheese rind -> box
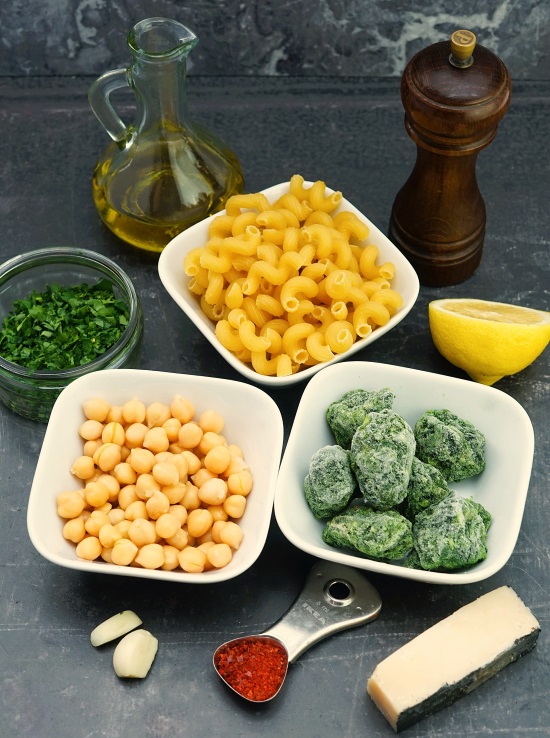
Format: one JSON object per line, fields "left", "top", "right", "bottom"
{"left": 367, "top": 586, "right": 540, "bottom": 732}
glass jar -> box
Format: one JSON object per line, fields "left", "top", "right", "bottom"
{"left": 89, "top": 17, "right": 245, "bottom": 253}
{"left": 0, "top": 248, "right": 144, "bottom": 421}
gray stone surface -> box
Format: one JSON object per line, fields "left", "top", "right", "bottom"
{"left": 0, "top": 73, "right": 548, "bottom": 738}
{"left": 1, "top": 0, "right": 549, "bottom": 79}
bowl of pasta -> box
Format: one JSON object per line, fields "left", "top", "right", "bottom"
{"left": 158, "top": 176, "right": 419, "bottom": 386}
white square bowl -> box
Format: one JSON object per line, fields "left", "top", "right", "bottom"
{"left": 27, "top": 369, "right": 284, "bottom": 583}
{"left": 158, "top": 182, "right": 419, "bottom": 387}
{"left": 274, "top": 361, "right": 534, "bottom": 584}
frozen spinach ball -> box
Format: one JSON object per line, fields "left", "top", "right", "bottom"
{"left": 414, "top": 409, "right": 486, "bottom": 482}
{"left": 326, "top": 388, "right": 394, "bottom": 449}
{"left": 322, "top": 505, "right": 413, "bottom": 561}
{"left": 350, "top": 409, "right": 416, "bottom": 510}
{"left": 413, "top": 492, "right": 491, "bottom": 571}
{"left": 404, "top": 456, "right": 451, "bottom": 519}
{"left": 304, "top": 445, "right": 356, "bottom": 519}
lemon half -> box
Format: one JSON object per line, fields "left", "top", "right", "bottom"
{"left": 429, "top": 298, "right": 550, "bottom": 385}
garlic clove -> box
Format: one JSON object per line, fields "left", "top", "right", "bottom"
{"left": 90, "top": 610, "right": 143, "bottom": 647}
{"left": 112, "top": 629, "right": 159, "bottom": 678}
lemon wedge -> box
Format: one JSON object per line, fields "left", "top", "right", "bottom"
{"left": 429, "top": 298, "right": 550, "bottom": 385}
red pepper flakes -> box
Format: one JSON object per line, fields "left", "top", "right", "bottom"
{"left": 214, "top": 636, "right": 288, "bottom": 702}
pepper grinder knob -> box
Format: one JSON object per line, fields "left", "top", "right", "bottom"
{"left": 389, "top": 30, "right": 511, "bottom": 286}
{"left": 449, "top": 29, "right": 476, "bottom": 68}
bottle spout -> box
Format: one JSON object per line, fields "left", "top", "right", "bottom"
{"left": 128, "top": 17, "right": 199, "bottom": 59}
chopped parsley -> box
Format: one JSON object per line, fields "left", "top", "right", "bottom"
{"left": 0, "top": 279, "right": 130, "bottom": 372}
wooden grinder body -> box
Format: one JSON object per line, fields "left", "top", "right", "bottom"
{"left": 389, "top": 39, "right": 511, "bottom": 286}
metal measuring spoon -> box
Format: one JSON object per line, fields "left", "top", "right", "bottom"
{"left": 213, "top": 560, "right": 382, "bottom": 703}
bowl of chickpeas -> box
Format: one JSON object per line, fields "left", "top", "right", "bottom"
{"left": 158, "top": 175, "right": 419, "bottom": 386}
{"left": 27, "top": 368, "right": 284, "bottom": 582}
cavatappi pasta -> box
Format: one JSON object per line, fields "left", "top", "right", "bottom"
{"left": 183, "top": 175, "right": 404, "bottom": 377}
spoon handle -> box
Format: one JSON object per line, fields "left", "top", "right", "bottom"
{"left": 262, "top": 560, "right": 382, "bottom": 663}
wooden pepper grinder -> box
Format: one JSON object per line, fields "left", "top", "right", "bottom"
{"left": 389, "top": 30, "right": 511, "bottom": 285}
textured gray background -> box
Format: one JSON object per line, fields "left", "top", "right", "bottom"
{"left": 1, "top": 0, "right": 549, "bottom": 79}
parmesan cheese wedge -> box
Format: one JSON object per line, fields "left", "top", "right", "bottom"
{"left": 367, "top": 586, "right": 540, "bottom": 732}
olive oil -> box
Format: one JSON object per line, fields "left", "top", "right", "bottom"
{"left": 89, "top": 19, "right": 244, "bottom": 253}
{"left": 92, "top": 135, "right": 244, "bottom": 253}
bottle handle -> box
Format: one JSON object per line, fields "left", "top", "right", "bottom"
{"left": 88, "top": 68, "right": 131, "bottom": 144}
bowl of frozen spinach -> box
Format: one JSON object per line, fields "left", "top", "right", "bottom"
{"left": 274, "top": 361, "right": 534, "bottom": 584}
{"left": 0, "top": 248, "right": 143, "bottom": 421}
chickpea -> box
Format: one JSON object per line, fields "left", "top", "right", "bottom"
{"left": 83, "top": 439, "right": 102, "bottom": 458}
{"left": 170, "top": 453, "right": 189, "bottom": 481}
{"left": 155, "top": 513, "right": 181, "bottom": 539}
{"left": 93, "top": 443, "right": 122, "bottom": 472}
{"left": 223, "top": 494, "right": 247, "bottom": 519}
{"left": 203, "top": 445, "right": 231, "bottom": 475}
{"left": 100, "top": 547, "right": 114, "bottom": 563}
{"left": 187, "top": 508, "right": 213, "bottom": 538}
{"left": 82, "top": 397, "right": 111, "bottom": 422}
{"left": 196, "top": 530, "right": 213, "bottom": 545}
{"left": 177, "top": 546, "right": 206, "bottom": 573}
{"left": 95, "top": 502, "right": 112, "bottom": 514}
{"left": 111, "top": 462, "right": 137, "bottom": 486}
{"left": 114, "top": 519, "right": 132, "bottom": 539}
{"left": 219, "top": 521, "right": 244, "bottom": 550}
{"left": 178, "top": 422, "right": 203, "bottom": 449}
{"left": 211, "top": 520, "right": 227, "bottom": 543}
{"left": 75, "top": 536, "right": 102, "bottom": 561}
{"left": 124, "top": 500, "right": 148, "bottom": 521}
{"left": 197, "top": 431, "right": 226, "bottom": 456}
{"left": 107, "top": 507, "right": 126, "bottom": 526}
{"left": 120, "top": 445, "right": 131, "bottom": 462}
{"left": 101, "top": 421, "right": 125, "bottom": 446}
{"left": 106, "top": 405, "right": 124, "bottom": 424}
{"left": 57, "top": 491, "right": 86, "bottom": 519}
{"left": 143, "top": 427, "right": 169, "bottom": 454}
{"left": 198, "top": 477, "right": 228, "bottom": 506}
{"left": 181, "top": 482, "right": 201, "bottom": 511}
{"left": 79, "top": 419, "right": 104, "bottom": 441}
{"left": 145, "top": 490, "right": 170, "bottom": 520}
{"left": 206, "top": 542, "right": 232, "bottom": 569}
{"left": 162, "top": 483, "right": 186, "bottom": 505}
{"left": 135, "top": 473, "right": 161, "bottom": 500}
{"left": 191, "top": 467, "right": 216, "bottom": 488}
{"left": 70, "top": 455, "right": 96, "bottom": 480}
{"left": 208, "top": 505, "right": 228, "bottom": 523}
{"left": 152, "top": 461, "right": 179, "bottom": 487}
{"left": 146, "top": 402, "right": 171, "bottom": 428}
{"left": 170, "top": 395, "right": 195, "bottom": 424}
{"left": 125, "top": 422, "right": 149, "bottom": 449}
{"left": 111, "top": 538, "right": 138, "bottom": 566}
{"left": 198, "top": 409, "right": 224, "bottom": 434}
{"left": 162, "top": 417, "right": 181, "bottom": 443}
{"left": 223, "top": 455, "right": 249, "bottom": 477}
{"left": 197, "top": 541, "right": 216, "bottom": 571}
{"left": 85, "top": 510, "right": 110, "bottom": 536}
{"left": 165, "top": 527, "right": 188, "bottom": 550}
{"left": 63, "top": 517, "right": 86, "bottom": 543}
{"left": 227, "top": 443, "right": 243, "bottom": 459}
{"left": 227, "top": 469, "right": 253, "bottom": 496}
{"left": 128, "top": 447, "right": 155, "bottom": 475}
{"left": 128, "top": 518, "right": 157, "bottom": 548}
{"left": 122, "top": 398, "right": 146, "bottom": 424}
{"left": 96, "top": 473, "right": 120, "bottom": 503}
{"left": 135, "top": 543, "right": 164, "bottom": 569}
{"left": 84, "top": 481, "right": 110, "bottom": 508}
{"left": 182, "top": 450, "right": 202, "bottom": 475}
{"left": 168, "top": 504, "right": 188, "bottom": 526}
{"left": 117, "top": 484, "right": 138, "bottom": 510}
{"left": 161, "top": 545, "right": 181, "bottom": 571}
{"left": 98, "top": 523, "right": 122, "bottom": 548}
